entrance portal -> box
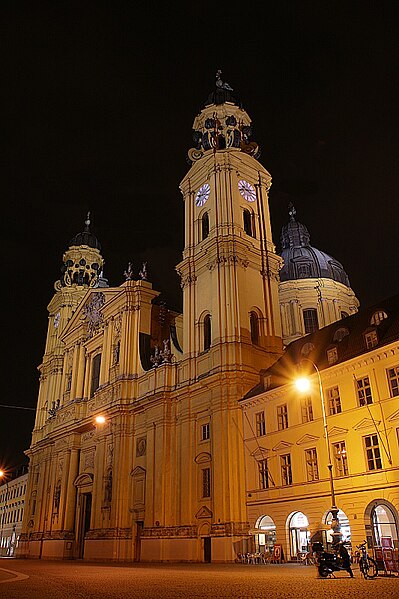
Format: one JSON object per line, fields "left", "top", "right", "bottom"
{"left": 203, "top": 537, "right": 211, "bottom": 563}
{"left": 289, "top": 512, "right": 309, "bottom": 559}
{"left": 255, "top": 515, "right": 276, "bottom": 556}
{"left": 371, "top": 503, "right": 398, "bottom": 549}
{"left": 76, "top": 492, "right": 92, "bottom": 559}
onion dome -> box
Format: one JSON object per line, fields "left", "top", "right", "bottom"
{"left": 55, "top": 213, "right": 106, "bottom": 290}
{"left": 280, "top": 204, "right": 351, "bottom": 286}
{"left": 187, "top": 71, "right": 259, "bottom": 163}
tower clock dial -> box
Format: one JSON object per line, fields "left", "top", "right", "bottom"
{"left": 195, "top": 183, "right": 211, "bottom": 207}
{"left": 238, "top": 179, "right": 256, "bottom": 202}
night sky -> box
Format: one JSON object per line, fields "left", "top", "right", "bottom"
{"left": 1, "top": 2, "right": 398, "bottom": 470}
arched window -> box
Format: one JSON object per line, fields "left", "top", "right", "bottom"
{"left": 250, "top": 311, "right": 259, "bottom": 345}
{"left": 203, "top": 314, "right": 211, "bottom": 351}
{"left": 370, "top": 310, "right": 388, "bottom": 326}
{"left": 243, "top": 209, "right": 255, "bottom": 237}
{"left": 90, "top": 354, "right": 102, "bottom": 397}
{"left": 201, "top": 212, "right": 209, "bottom": 240}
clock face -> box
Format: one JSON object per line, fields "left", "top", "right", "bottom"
{"left": 238, "top": 179, "right": 256, "bottom": 202}
{"left": 195, "top": 183, "right": 211, "bottom": 207}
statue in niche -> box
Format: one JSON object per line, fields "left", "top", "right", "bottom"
{"left": 104, "top": 470, "right": 113, "bottom": 504}
{"left": 53, "top": 483, "right": 61, "bottom": 513}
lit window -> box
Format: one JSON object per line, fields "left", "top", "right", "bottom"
{"left": 202, "top": 468, "right": 211, "bottom": 498}
{"left": 365, "top": 330, "right": 378, "bottom": 349}
{"left": 327, "top": 347, "right": 338, "bottom": 365}
{"left": 277, "top": 404, "right": 288, "bottom": 430}
{"left": 305, "top": 448, "right": 319, "bottom": 482}
{"left": 356, "top": 376, "right": 373, "bottom": 406}
{"left": 364, "top": 434, "right": 382, "bottom": 470}
{"left": 255, "top": 411, "right": 266, "bottom": 437}
{"left": 301, "top": 396, "right": 313, "bottom": 423}
{"left": 387, "top": 366, "right": 399, "bottom": 397}
{"left": 280, "top": 454, "right": 292, "bottom": 486}
{"left": 258, "top": 459, "right": 269, "bottom": 489}
{"left": 327, "top": 386, "right": 342, "bottom": 415}
{"left": 201, "top": 423, "right": 210, "bottom": 441}
{"left": 333, "top": 441, "right": 348, "bottom": 477}
{"left": 370, "top": 310, "right": 388, "bottom": 326}
{"left": 303, "top": 309, "right": 319, "bottom": 334}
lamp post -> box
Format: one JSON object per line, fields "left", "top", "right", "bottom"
{"left": 295, "top": 358, "right": 341, "bottom": 546}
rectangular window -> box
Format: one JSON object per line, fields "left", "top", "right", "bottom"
{"left": 90, "top": 354, "right": 102, "bottom": 398}
{"left": 258, "top": 459, "right": 269, "bottom": 489}
{"left": 356, "top": 376, "right": 373, "bottom": 406}
{"left": 301, "top": 396, "right": 314, "bottom": 423}
{"left": 387, "top": 366, "right": 399, "bottom": 397}
{"left": 333, "top": 441, "right": 349, "bottom": 477}
{"left": 327, "top": 347, "right": 338, "bottom": 365}
{"left": 303, "top": 309, "right": 319, "bottom": 334}
{"left": 364, "top": 434, "right": 382, "bottom": 471}
{"left": 280, "top": 454, "right": 292, "bottom": 486}
{"left": 202, "top": 468, "right": 211, "bottom": 498}
{"left": 277, "top": 404, "right": 288, "bottom": 430}
{"left": 327, "top": 386, "right": 342, "bottom": 415}
{"left": 365, "top": 330, "right": 378, "bottom": 349}
{"left": 305, "top": 448, "right": 319, "bottom": 481}
{"left": 255, "top": 411, "right": 266, "bottom": 437}
{"left": 201, "top": 423, "right": 210, "bottom": 441}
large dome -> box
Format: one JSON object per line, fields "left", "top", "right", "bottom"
{"left": 279, "top": 205, "right": 351, "bottom": 287}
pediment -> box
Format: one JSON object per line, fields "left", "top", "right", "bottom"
{"left": 74, "top": 472, "right": 93, "bottom": 488}
{"left": 251, "top": 447, "right": 269, "bottom": 460}
{"left": 328, "top": 426, "right": 349, "bottom": 436}
{"left": 296, "top": 434, "right": 320, "bottom": 445}
{"left": 353, "top": 418, "right": 380, "bottom": 431}
{"left": 387, "top": 409, "right": 399, "bottom": 422}
{"left": 272, "top": 440, "right": 293, "bottom": 452}
{"left": 196, "top": 506, "right": 213, "bottom": 519}
{"left": 131, "top": 466, "right": 146, "bottom": 477}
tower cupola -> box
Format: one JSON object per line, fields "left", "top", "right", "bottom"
{"left": 55, "top": 213, "right": 106, "bottom": 290}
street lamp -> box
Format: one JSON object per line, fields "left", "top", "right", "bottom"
{"left": 295, "top": 358, "right": 341, "bottom": 546}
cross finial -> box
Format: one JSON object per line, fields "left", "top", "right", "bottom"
{"left": 85, "top": 211, "right": 91, "bottom": 231}
{"left": 288, "top": 203, "right": 296, "bottom": 220}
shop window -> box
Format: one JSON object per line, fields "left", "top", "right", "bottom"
{"left": 305, "top": 448, "right": 319, "bottom": 481}
{"left": 387, "top": 366, "right": 399, "bottom": 397}
{"left": 303, "top": 309, "right": 318, "bottom": 334}
{"left": 289, "top": 512, "right": 309, "bottom": 558}
{"left": 333, "top": 441, "right": 348, "bottom": 477}
{"left": 356, "top": 376, "right": 373, "bottom": 406}
{"left": 277, "top": 404, "right": 288, "bottom": 430}
{"left": 327, "top": 386, "right": 342, "bottom": 415}
{"left": 364, "top": 434, "right": 382, "bottom": 471}
{"left": 201, "top": 212, "right": 209, "bottom": 240}
{"left": 250, "top": 311, "right": 260, "bottom": 345}
{"left": 301, "top": 396, "right": 313, "bottom": 423}
{"left": 280, "top": 454, "right": 292, "bottom": 486}
{"left": 255, "top": 411, "right": 266, "bottom": 437}
{"left": 371, "top": 504, "right": 398, "bottom": 548}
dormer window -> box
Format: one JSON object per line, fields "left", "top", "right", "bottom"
{"left": 297, "top": 263, "right": 311, "bottom": 278}
{"left": 365, "top": 329, "right": 378, "bottom": 350}
{"left": 327, "top": 346, "right": 338, "bottom": 365}
{"left": 370, "top": 310, "right": 388, "bottom": 326}
{"left": 301, "top": 342, "right": 315, "bottom": 357}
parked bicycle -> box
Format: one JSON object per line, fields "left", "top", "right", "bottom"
{"left": 356, "top": 540, "right": 378, "bottom": 579}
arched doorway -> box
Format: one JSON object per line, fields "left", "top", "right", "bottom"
{"left": 289, "top": 512, "right": 310, "bottom": 558}
{"left": 371, "top": 503, "right": 398, "bottom": 550}
{"left": 325, "top": 509, "right": 351, "bottom": 550}
{"left": 255, "top": 515, "right": 276, "bottom": 556}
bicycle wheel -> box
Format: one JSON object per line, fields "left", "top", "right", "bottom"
{"left": 365, "top": 557, "right": 378, "bottom": 579}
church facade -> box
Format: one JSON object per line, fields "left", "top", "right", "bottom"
{"left": 18, "top": 75, "right": 390, "bottom": 564}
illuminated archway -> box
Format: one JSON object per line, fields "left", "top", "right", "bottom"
{"left": 288, "top": 511, "right": 309, "bottom": 558}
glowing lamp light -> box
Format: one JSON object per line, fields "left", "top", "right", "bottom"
{"left": 95, "top": 415, "right": 106, "bottom": 425}
{"left": 295, "top": 377, "right": 311, "bottom": 393}
{"left": 0, "top": 470, "right": 4, "bottom": 478}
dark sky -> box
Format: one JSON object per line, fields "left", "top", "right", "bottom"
{"left": 1, "top": 2, "right": 398, "bottom": 470}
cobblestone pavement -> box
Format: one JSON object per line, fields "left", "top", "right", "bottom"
{"left": 0, "top": 560, "right": 398, "bottom": 599}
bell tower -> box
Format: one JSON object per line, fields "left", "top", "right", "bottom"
{"left": 177, "top": 72, "right": 283, "bottom": 377}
